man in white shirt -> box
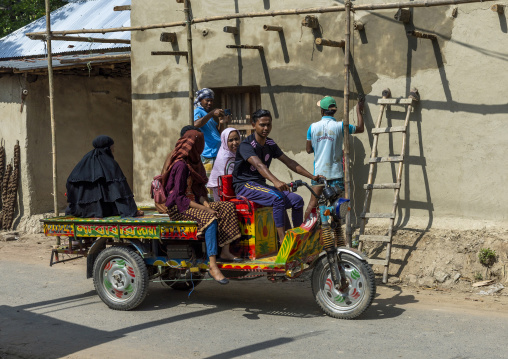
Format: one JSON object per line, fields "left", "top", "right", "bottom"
{"left": 304, "top": 96, "right": 365, "bottom": 219}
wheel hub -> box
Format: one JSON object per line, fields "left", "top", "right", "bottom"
{"left": 102, "top": 258, "right": 136, "bottom": 301}
{"left": 323, "top": 264, "right": 364, "bottom": 309}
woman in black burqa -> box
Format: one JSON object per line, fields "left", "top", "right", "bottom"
{"left": 65, "top": 135, "right": 143, "bottom": 218}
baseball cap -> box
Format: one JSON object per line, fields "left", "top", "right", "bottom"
{"left": 317, "top": 96, "right": 337, "bottom": 110}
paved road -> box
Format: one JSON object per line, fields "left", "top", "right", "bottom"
{"left": 1, "top": 258, "right": 507, "bottom": 359}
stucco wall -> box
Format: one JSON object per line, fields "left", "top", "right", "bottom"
{"left": 0, "top": 74, "right": 30, "bottom": 226}
{"left": 131, "top": 0, "right": 508, "bottom": 228}
{"left": 0, "top": 72, "right": 133, "bottom": 221}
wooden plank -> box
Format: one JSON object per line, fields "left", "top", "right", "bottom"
{"left": 369, "top": 156, "right": 403, "bottom": 163}
{"left": 371, "top": 126, "right": 406, "bottom": 134}
{"left": 360, "top": 212, "right": 395, "bottom": 219}
{"left": 357, "top": 235, "right": 391, "bottom": 242}
{"left": 472, "top": 279, "right": 495, "bottom": 287}
{"left": 368, "top": 258, "right": 390, "bottom": 266}
{"left": 378, "top": 98, "right": 414, "bottom": 105}
{"left": 363, "top": 183, "right": 400, "bottom": 189}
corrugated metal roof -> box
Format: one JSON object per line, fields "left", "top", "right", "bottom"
{"left": 0, "top": 0, "right": 131, "bottom": 60}
{"left": 0, "top": 51, "right": 130, "bottom": 72}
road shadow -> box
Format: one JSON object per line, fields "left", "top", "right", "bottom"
{"left": 144, "top": 276, "right": 410, "bottom": 321}
{"left": 203, "top": 331, "right": 325, "bottom": 359}
{"left": 361, "top": 285, "right": 418, "bottom": 320}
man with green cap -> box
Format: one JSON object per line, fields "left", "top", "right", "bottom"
{"left": 304, "top": 95, "right": 365, "bottom": 220}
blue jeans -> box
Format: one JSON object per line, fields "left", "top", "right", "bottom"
{"left": 204, "top": 219, "right": 218, "bottom": 257}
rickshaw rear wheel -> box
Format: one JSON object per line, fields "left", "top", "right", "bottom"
{"left": 311, "top": 253, "right": 375, "bottom": 319}
{"left": 93, "top": 246, "right": 148, "bottom": 311}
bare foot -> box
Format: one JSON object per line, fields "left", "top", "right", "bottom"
{"left": 135, "top": 210, "right": 144, "bottom": 217}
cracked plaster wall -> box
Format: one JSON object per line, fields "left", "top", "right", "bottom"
{"left": 131, "top": 0, "right": 508, "bottom": 228}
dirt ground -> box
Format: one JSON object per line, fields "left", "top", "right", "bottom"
{"left": 1, "top": 226, "right": 507, "bottom": 312}
{"left": 361, "top": 226, "right": 508, "bottom": 293}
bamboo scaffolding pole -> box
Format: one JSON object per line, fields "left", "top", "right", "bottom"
{"left": 151, "top": 51, "right": 188, "bottom": 56}
{"left": 45, "top": 0, "right": 59, "bottom": 245}
{"left": 223, "top": 26, "right": 239, "bottom": 34}
{"left": 27, "top": 34, "right": 130, "bottom": 44}
{"left": 343, "top": 1, "right": 353, "bottom": 246}
{"left": 315, "top": 38, "right": 345, "bottom": 47}
{"left": 25, "top": 0, "right": 496, "bottom": 37}
{"left": 226, "top": 45, "right": 264, "bottom": 50}
{"left": 407, "top": 30, "right": 437, "bottom": 40}
{"left": 184, "top": 0, "right": 194, "bottom": 125}
{"left": 59, "top": 53, "right": 131, "bottom": 64}
{"left": 263, "top": 25, "right": 283, "bottom": 32}
{"left": 114, "top": 5, "right": 131, "bottom": 11}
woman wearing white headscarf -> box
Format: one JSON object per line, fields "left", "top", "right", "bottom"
{"left": 207, "top": 128, "right": 241, "bottom": 201}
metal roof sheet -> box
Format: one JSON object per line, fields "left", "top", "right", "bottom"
{"left": 0, "top": 0, "right": 131, "bottom": 60}
{"left": 0, "top": 51, "right": 130, "bottom": 72}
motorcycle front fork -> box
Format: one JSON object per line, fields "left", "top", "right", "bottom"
{"left": 322, "top": 222, "right": 349, "bottom": 291}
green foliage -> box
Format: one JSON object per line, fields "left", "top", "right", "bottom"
{"left": 478, "top": 248, "right": 497, "bottom": 267}
{"left": 0, "top": 0, "right": 68, "bottom": 38}
{"left": 474, "top": 272, "right": 483, "bottom": 281}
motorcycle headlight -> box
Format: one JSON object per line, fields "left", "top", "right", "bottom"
{"left": 333, "top": 198, "right": 351, "bottom": 219}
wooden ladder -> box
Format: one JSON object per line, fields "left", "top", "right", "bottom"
{"left": 357, "top": 88, "right": 420, "bottom": 283}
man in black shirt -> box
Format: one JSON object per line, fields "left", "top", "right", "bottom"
{"left": 233, "top": 109, "right": 324, "bottom": 243}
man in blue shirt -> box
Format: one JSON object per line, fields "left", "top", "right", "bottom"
{"left": 304, "top": 96, "right": 364, "bottom": 219}
{"left": 193, "top": 88, "right": 230, "bottom": 200}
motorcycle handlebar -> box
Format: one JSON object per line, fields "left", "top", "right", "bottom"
{"left": 286, "top": 180, "right": 320, "bottom": 199}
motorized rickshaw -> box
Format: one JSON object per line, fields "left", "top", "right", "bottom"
{"left": 42, "top": 179, "right": 376, "bottom": 319}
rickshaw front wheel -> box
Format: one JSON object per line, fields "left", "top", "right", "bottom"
{"left": 311, "top": 253, "right": 376, "bottom": 319}
{"left": 93, "top": 246, "right": 149, "bottom": 311}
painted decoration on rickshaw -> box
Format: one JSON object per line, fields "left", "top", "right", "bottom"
{"left": 160, "top": 224, "right": 198, "bottom": 240}
{"left": 234, "top": 205, "right": 277, "bottom": 260}
{"left": 76, "top": 224, "right": 119, "bottom": 237}
{"left": 219, "top": 255, "right": 285, "bottom": 272}
{"left": 44, "top": 224, "right": 74, "bottom": 236}
{"left": 119, "top": 225, "right": 158, "bottom": 239}
{"left": 275, "top": 226, "right": 322, "bottom": 269}
{"left": 144, "top": 256, "right": 285, "bottom": 272}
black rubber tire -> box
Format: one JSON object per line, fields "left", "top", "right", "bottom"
{"left": 93, "top": 246, "right": 149, "bottom": 311}
{"left": 311, "top": 253, "right": 376, "bottom": 319}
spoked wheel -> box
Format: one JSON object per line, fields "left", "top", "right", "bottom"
{"left": 93, "top": 246, "right": 148, "bottom": 310}
{"left": 311, "top": 253, "right": 376, "bottom": 319}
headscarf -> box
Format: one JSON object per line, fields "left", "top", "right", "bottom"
{"left": 207, "top": 128, "right": 240, "bottom": 188}
{"left": 194, "top": 88, "right": 214, "bottom": 108}
{"left": 67, "top": 135, "right": 124, "bottom": 183}
{"left": 92, "top": 135, "right": 114, "bottom": 149}
{"left": 161, "top": 130, "right": 207, "bottom": 192}
{"left": 180, "top": 125, "right": 200, "bottom": 137}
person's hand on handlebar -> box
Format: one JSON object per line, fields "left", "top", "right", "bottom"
{"left": 312, "top": 175, "right": 326, "bottom": 184}
{"left": 273, "top": 179, "right": 289, "bottom": 192}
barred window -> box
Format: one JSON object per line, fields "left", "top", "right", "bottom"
{"left": 211, "top": 86, "right": 261, "bottom": 140}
